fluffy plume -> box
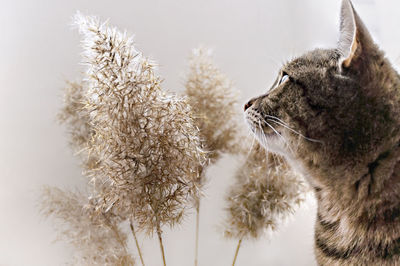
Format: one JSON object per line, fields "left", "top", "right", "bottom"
{"left": 58, "top": 80, "right": 92, "bottom": 153}
{"left": 57, "top": 80, "right": 100, "bottom": 174}
{"left": 184, "top": 47, "right": 239, "bottom": 166}
{"left": 46, "top": 11, "right": 308, "bottom": 266}
{"left": 183, "top": 48, "right": 240, "bottom": 266}
{"left": 184, "top": 48, "right": 239, "bottom": 213}
{"left": 40, "top": 187, "right": 134, "bottom": 266}
{"left": 224, "top": 143, "right": 307, "bottom": 240}
{"left": 73, "top": 12, "right": 206, "bottom": 234}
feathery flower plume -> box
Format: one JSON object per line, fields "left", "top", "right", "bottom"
{"left": 41, "top": 186, "right": 134, "bottom": 266}
{"left": 185, "top": 47, "right": 239, "bottom": 167}
{"left": 224, "top": 143, "right": 307, "bottom": 265}
{"left": 57, "top": 44, "right": 141, "bottom": 266}
{"left": 58, "top": 80, "right": 92, "bottom": 154}
{"left": 73, "top": 13, "right": 206, "bottom": 265}
{"left": 183, "top": 47, "right": 239, "bottom": 266}
{"left": 57, "top": 79, "right": 101, "bottom": 175}
{"left": 46, "top": 11, "right": 308, "bottom": 266}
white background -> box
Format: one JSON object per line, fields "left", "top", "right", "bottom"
{"left": 1, "top": 0, "right": 399, "bottom": 265}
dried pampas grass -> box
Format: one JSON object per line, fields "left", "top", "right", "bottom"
{"left": 74, "top": 12, "right": 205, "bottom": 236}
{"left": 58, "top": 80, "right": 92, "bottom": 155}
{"left": 42, "top": 11, "right": 309, "bottom": 266}
{"left": 184, "top": 47, "right": 240, "bottom": 266}
{"left": 41, "top": 186, "right": 134, "bottom": 266}
{"left": 224, "top": 143, "right": 307, "bottom": 265}
{"left": 185, "top": 47, "right": 239, "bottom": 166}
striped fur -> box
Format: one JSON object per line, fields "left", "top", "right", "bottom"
{"left": 313, "top": 146, "right": 400, "bottom": 265}
{"left": 244, "top": 1, "right": 400, "bottom": 264}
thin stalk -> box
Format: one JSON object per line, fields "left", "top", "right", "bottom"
{"left": 232, "top": 239, "right": 242, "bottom": 266}
{"left": 129, "top": 220, "right": 145, "bottom": 266}
{"left": 194, "top": 202, "right": 200, "bottom": 266}
{"left": 157, "top": 224, "right": 167, "bottom": 266}
{"left": 194, "top": 168, "right": 205, "bottom": 266}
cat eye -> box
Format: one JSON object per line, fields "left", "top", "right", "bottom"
{"left": 278, "top": 73, "right": 289, "bottom": 85}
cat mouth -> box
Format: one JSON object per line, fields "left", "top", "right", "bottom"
{"left": 247, "top": 119, "right": 282, "bottom": 138}
{"left": 244, "top": 110, "right": 286, "bottom": 152}
{"left": 245, "top": 115, "right": 288, "bottom": 155}
{"left": 253, "top": 126, "right": 286, "bottom": 153}
{"left": 247, "top": 120, "right": 282, "bottom": 142}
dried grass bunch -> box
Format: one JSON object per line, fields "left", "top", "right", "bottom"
{"left": 184, "top": 47, "right": 239, "bottom": 167}
{"left": 43, "top": 12, "right": 207, "bottom": 266}
{"left": 224, "top": 143, "right": 307, "bottom": 265}
{"left": 41, "top": 12, "right": 308, "bottom": 266}
{"left": 73, "top": 13, "right": 205, "bottom": 237}
{"left": 183, "top": 48, "right": 240, "bottom": 265}
{"left": 41, "top": 187, "right": 134, "bottom": 266}
{"left": 57, "top": 80, "right": 92, "bottom": 154}
{"left": 57, "top": 80, "right": 100, "bottom": 174}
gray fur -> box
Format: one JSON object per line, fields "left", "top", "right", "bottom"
{"left": 245, "top": 0, "right": 400, "bottom": 265}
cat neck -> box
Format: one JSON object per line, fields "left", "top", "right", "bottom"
{"left": 313, "top": 140, "right": 400, "bottom": 232}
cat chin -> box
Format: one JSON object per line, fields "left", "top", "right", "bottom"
{"left": 254, "top": 130, "right": 288, "bottom": 156}
{"left": 251, "top": 126, "right": 312, "bottom": 181}
{"left": 245, "top": 115, "right": 291, "bottom": 156}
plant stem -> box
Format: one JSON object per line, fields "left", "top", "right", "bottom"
{"left": 232, "top": 239, "right": 242, "bottom": 266}
{"left": 129, "top": 220, "right": 145, "bottom": 266}
{"left": 194, "top": 202, "right": 200, "bottom": 266}
{"left": 157, "top": 224, "right": 167, "bottom": 266}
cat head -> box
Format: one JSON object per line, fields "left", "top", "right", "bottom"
{"left": 245, "top": 0, "right": 400, "bottom": 185}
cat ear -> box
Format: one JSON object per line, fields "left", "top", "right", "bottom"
{"left": 338, "top": 0, "right": 374, "bottom": 69}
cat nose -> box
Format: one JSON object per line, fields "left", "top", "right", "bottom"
{"left": 244, "top": 99, "right": 255, "bottom": 111}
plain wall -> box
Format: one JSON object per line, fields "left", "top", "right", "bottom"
{"left": 1, "top": 0, "right": 399, "bottom": 265}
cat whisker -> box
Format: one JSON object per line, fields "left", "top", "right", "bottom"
{"left": 264, "top": 121, "right": 295, "bottom": 156}
{"left": 243, "top": 134, "right": 257, "bottom": 162}
{"left": 265, "top": 116, "right": 323, "bottom": 144}
{"left": 257, "top": 120, "right": 271, "bottom": 165}
{"left": 256, "top": 120, "right": 266, "bottom": 144}
{"left": 264, "top": 115, "right": 291, "bottom": 127}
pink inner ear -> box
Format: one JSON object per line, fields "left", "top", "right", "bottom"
{"left": 338, "top": 0, "right": 376, "bottom": 69}
{"left": 338, "top": 0, "right": 357, "bottom": 65}
{"left": 342, "top": 36, "right": 358, "bottom": 68}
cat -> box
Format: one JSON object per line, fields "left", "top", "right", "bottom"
{"left": 244, "top": 0, "right": 400, "bottom": 265}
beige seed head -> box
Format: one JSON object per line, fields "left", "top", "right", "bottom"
{"left": 73, "top": 12, "right": 206, "bottom": 234}
{"left": 184, "top": 47, "right": 240, "bottom": 164}
{"left": 224, "top": 143, "right": 307, "bottom": 240}
{"left": 58, "top": 80, "right": 93, "bottom": 155}
{"left": 40, "top": 186, "right": 134, "bottom": 265}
